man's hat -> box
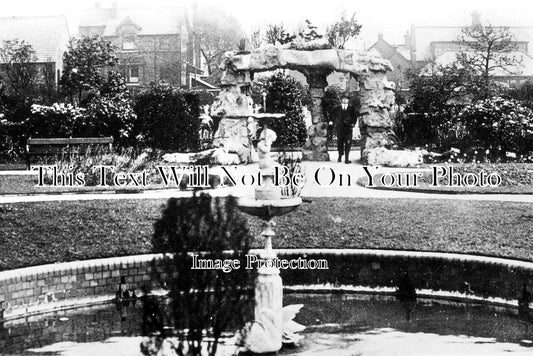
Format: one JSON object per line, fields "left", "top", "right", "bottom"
{"left": 340, "top": 92, "right": 350, "bottom": 99}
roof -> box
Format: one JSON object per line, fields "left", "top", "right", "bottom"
{"left": 368, "top": 36, "right": 410, "bottom": 63}
{"left": 413, "top": 25, "right": 533, "bottom": 60}
{"left": 0, "top": 15, "right": 70, "bottom": 63}
{"left": 395, "top": 46, "right": 411, "bottom": 60}
{"left": 427, "top": 50, "right": 533, "bottom": 77}
{"left": 191, "top": 77, "right": 217, "bottom": 89}
{"left": 79, "top": 7, "right": 186, "bottom": 36}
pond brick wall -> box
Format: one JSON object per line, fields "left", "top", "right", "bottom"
{"left": 0, "top": 255, "right": 159, "bottom": 320}
{"left": 1, "top": 249, "right": 532, "bottom": 320}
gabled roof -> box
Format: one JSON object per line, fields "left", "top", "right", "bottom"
{"left": 115, "top": 17, "right": 142, "bottom": 33}
{"left": 395, "top": 46, "right": 411, "bottom": 60}
{"left": 79, "top": 7, "right": 186, "bottom": 36}
{"left": 0, "top": 15, "right": 70, "bottom": 63}
{"left": 368, "top": 36, "right": 410, "bottom": 62}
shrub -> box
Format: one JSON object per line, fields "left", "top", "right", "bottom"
{"left": 399, "top": 106, "right": 461, "bottom": 149}
{"left": 322, "top": 85, "right": 343, "bottom": 142}
{"left": 457, "top": 97, "right": 533, "bottom": 160}
{"left": 0, "top": 95, "right": 32, "bottom": 157}
{"left": 83, "top": 93, "right": 136, "bottom": 145}
{"left": 401, "top": 63, "right": 483, "bottom": 148}
{"left": 134, "top": 86, "right": 201, "bottom": 152}
{"left": 143, "top": 194, "right": 256, "bottom": 356}
{"left": 263, "top": 72, "right": 307, "bottom": 147}
{"left": 29, "top": 103, "right": 85, "bottom": 137}
{"left": 194, "top": 89, "right": 217, "bottom": 107}
{"left": 51, "top": 147, "right": 161, "bottom": 186}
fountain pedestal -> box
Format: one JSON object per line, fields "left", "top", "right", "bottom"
{"left": 254, "top": 220, "right": 283, "bottom": 351}
{"left": 237, "top": 114, "right": 302, "bottom": 353}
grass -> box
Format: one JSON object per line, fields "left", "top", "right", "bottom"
{"left": 1, "top": 197, "right": 532, "bottom": 270}
{"left": 358, "top": 163, "right": 533, "bottom": 194}
{"left": 0, "top": 174, "right": 177, "bottom": 194}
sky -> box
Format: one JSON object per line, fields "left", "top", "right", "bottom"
{"left": 2, "top": 0, "right": 533, "bottom": 49}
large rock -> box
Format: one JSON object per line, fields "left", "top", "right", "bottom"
{"left": 162, "top": 152, "right": 195, "bottom": 164}
{"left": 360, "top": 109, "right": 393, "bottom": 128}
{"left": 212, "top": 118, "right": 254, "bottom": 163}
{"left": 220, "top": 47, "right": 393, "bottom": 77}
{"left": 210, "top": 148, "right": 241, "bottom": 165}
{"left": 210, "top": 90, "right": 253, "bottom": 117}
{"left": 360, "top": 131, "right": 395, "bottom": 150}
{"left": 364, "top": 147, "right": 423, "bottom": 167}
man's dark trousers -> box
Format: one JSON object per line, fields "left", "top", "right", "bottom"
{"left": 333, "top": 104, "right": 357, "bottom": 162}
{"left": 337, "top": 124, "right": 352, "bottom": 161}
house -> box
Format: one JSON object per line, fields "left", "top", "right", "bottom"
{"left": 371, "top": 12, "right": 533, "bottom": 87}
{"left": 79, "top": 3, "right": 212, "bottom": 93}
{"left": 0, "top": 15, "right": 70, "bottom": 90}
{"left": 368, "top": 33, "right": 412, "bottom": 90}
{"left": 411, "top": 12, "right": 533, "bottom": 86}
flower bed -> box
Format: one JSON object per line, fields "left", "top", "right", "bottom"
{"left": 358, "top": 163, "right": 533, "bottom": 194}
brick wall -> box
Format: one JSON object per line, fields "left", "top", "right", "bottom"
{"left": 0, "top": 254, "right": 162, "bottom": 320}
{"left": 105, "top": 34, "right": 183, "bottom": 87}
{"left": 2, "top": 249, "right": 533, "bottom": 321}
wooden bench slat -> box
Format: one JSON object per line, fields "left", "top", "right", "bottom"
{"left": 26, "top": 137, "right": 114, "bottom": 169}
{"left": 69, "top": 137, "right": 113, "bottom": 144}
{"left": 27, "top": 137, "right": 113, "bottom": 145}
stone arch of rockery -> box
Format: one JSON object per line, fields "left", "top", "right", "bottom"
{"left": 217, "top": 47, "right": 396, "bottom": 163}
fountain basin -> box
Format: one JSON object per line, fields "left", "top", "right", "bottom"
{"left": 237, "top": 197, "right": 302, "bottom": 220}
{"left": 2, "top": 250, "right": 533, "bottom": 354}
{"left": 2, "top": 292, "right": 532, "bottom": 355}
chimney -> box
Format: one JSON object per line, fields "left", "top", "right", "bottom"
{"left": 111, "top": 1, "right": 118, "bottom": 18}
{"left": 378, "top": 32, "right": 384, "bottom": 40}
{"left": 410, "top": 23, "right": 416, "bottom": 64}
{"left": 471, "top": 10, "right": 481, "bottom": 26}
{"left": 404, "top": 31, "right": 410, "bottom": 49}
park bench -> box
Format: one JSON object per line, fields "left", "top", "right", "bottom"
{"left": 26, "top": 137, "right": 114, "bottom": 169}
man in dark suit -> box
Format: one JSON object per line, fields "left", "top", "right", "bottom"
{"left": 332, "top": 94, "right": 359, "bottom": 163}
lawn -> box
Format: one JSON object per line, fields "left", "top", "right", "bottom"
{"left": 1, "top": 197, "right": 532, "bottom": 270}
{"left": 0, "top": 172, "right": 227, "bottom": 195}
{"left": 358, "top": 163, "right": 533, "bottom": 194}
{"left": 0, "top": 174, "right": 171, "bottom": 194}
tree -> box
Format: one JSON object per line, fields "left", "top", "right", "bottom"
{"left": 409, "top": 62, "right": 482, "bottom": 113}
{"left": 262, "top": 71, "right": 308, "bottom": 147}
{"left": 193, "top": 6, "right": 245, "bottom": 82}
{"left": 0, "top": 40, "right": 37, "bottom": 97}
{"left": 142, "top": 194, "right": 256, "bottom": 356}
{"left": 60, "top": 35, "right": 118, "bottom": 105}
{"left": 134, "top": 85, "right": 201, "bottom": 151}
{"left": 297, "top": 19, "right": 323, "bottom": 42}
{"left": 83, "top": 71, "right": 137, "bottom": 145}
{"left": 264, "top": 24, "right": 296, "bottom": 46}
{"left": 250, "top": 28, "right": 262, "bottom": 49}
{"left": 457, "top": 22, "right": 520, "bottom": 98}
{"left": 326, "top": 12, "right": 362, "bottom": 49}
{"left": 401, "top": 62, "right": 483, "bottom": 148}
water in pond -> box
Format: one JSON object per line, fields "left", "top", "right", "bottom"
{"left": 1, "top": 293, "right": 532, "bottom": 355}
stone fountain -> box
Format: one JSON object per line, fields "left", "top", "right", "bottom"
{"left": 236, "top": 114, "right": 304, "bottom": 354}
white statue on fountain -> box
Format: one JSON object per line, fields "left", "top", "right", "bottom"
{"left": 257, "top": 127, "right": 277, "bottom": 171}
{"left": 238, "top": 304, "right": 306, "bottom": 353}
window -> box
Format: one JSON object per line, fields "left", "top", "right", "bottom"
{"left": 122, "top": 35, "right": 135, "bottom": 50}
{"left": 121, "top": 65, "right": 140, "bottom": 84}
{"left": 159, "top": 38, "right": 170, "bottom": 51}
{"left": 129, "top": 65, "right": 139, "bottom": 83}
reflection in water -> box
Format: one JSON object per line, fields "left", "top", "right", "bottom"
{"left": 0, "top": 292, "right": 532, "bottom": 355}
